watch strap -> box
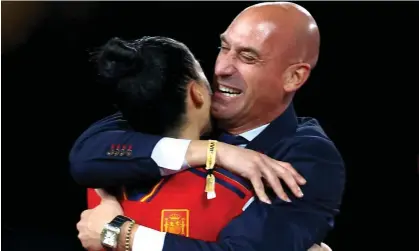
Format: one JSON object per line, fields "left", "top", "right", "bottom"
{"left": 101, "top": 215, "right": 134, "bottom": 250}
{"left": 108, "top": 215, "right": 133, "bottom": 229}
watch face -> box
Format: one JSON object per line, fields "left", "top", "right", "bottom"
{"left": 103, "top": 231, "right": 117, "bottom": 247}
{"left": 101, "top": 224, "right": 119, "bottom": 248}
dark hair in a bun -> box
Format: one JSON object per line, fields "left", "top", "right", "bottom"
{"left": 95, "top": 36, "right": 201, "bottom": 135}
{"left": 97, "top": 37, "right": 142, "bottom": 81}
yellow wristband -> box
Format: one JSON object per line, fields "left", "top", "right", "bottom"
{"left": 205, "top": 140, "right": 217, "bottom": 170}
{"left": 205, "top": 140, "right": 217, "bottom": 199}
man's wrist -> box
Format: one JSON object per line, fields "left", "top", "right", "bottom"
{"left": 185, "top": 140, "right": 210, "bottom": 167}
{"left": 215, "top": 141, "right": 226, "bottom": 166}
{"left": 185, "top": 140, "right": 226, "bottom": 168}
{"left": 117, "top": 222, "right": 139, "bottom": 251}
{"left": 100, "top": 198, "right": 120, "bottom": 206}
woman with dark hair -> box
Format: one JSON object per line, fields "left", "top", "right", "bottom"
{"left": 87, "top": 36, "right": 255, "bottom": 243}
{"left": 96, "top": 36, "right": 213, "bottom": 138}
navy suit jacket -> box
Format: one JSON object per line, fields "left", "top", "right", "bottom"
{"left": 69, "top": 105, "right": 345, "bottom": 251}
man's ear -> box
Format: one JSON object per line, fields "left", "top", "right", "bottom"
{"left": 283, "top": 63, "right": 311, "bottom": 93}
{"left": 189, "top": 81, "right": 204, "bottom": 108}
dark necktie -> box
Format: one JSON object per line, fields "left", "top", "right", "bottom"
{"left": 217, "top": 132, "right": 249, "bottom": 146}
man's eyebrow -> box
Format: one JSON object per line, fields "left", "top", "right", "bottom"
{"left": 220, "top": 34, "right": 260, "bottom": 57}
{"left": 242, "top": 47, "right": 260, "bottom": 57}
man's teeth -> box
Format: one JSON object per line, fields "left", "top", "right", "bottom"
{"left": 222, "top": 93, "right": 239, "bottom": 97}
{"left": 219, "top": 86, "right": 241, "bottom": 97}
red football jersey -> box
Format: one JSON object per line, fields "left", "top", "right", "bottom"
{"left": 87, "top": 167, "right": 254, "bottom": 241}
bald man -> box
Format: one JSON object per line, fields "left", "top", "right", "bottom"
{"left": 72, "top": 2, "right": 345, "bottom": 251}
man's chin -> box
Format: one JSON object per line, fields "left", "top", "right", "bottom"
{"left": 211, "top": 108, "right": 237, "bottom": 125}
{"left": 211, "top": 106, "right": 226, "bottom": 120}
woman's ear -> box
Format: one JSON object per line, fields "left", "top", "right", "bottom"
{"left": 189, "top": 81, "right": 204, "bottom": 108}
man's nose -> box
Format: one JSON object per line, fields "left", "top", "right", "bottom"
{"left": 214, "top": 53, "right": 236, "bottom": 77}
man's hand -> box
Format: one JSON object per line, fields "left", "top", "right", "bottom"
{"left": 217, "top": 142, "right": 306, "bottom": 204}
{"left": 309, "top": 243, "right": 332, "bottom": 251}
{"left": 76, "top": 199, "right": 123, "bottom": 251}
{"left": 185, "top": 140, "right": 306, "bottom": 204}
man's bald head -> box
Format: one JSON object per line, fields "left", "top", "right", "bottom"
{"left": 235, "top": 2, "right": 320, "bottom": 68}
{"left": 211, "top": 2, "right": 320, "bottom": 133}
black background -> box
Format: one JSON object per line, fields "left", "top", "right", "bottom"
{"left": 2, "top": 2, "right": 418, "bottom": 251}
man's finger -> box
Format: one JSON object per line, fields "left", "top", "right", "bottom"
{"left": 320, "top": 243, "right": 332, "bottom": 251}
{"left": 259, "top": 164, "right": 290, "bottom": 202}
{"left": 249, "top": 176, "right": 271, "bottom": 204}
{"left": 279, "top": 161, "right": 306, "bottom": 185}
{"left": 81, "top": 242, "right": 88, "bottom": 249}
{"left": 80, "top": 210, "right": 88, "bottom": 219}
{"left": 274, "top": 164, "right": 304, "bottom": 198}
{"left": 308, "top": 244, "right": 321, "bottom": 251}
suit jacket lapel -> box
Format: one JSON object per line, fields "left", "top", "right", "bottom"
{"left": 245, "top": 104, "right": 298, "bottom": 153}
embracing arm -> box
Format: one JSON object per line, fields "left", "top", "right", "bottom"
{"left": 118, "top": 200, "right": 332, "bottom": 251}
{"left": 116, "top": 137, "right": 345, "bottom": 251}
{"left": 69, "top": 113, "right": 232, "bottom": 188}
{"left": 69, "top": 113, "right": 305, "bottom": 201}
{"left": 69, "top": 113, "right": 192, "bottom": 187}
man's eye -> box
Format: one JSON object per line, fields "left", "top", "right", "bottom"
{"left": 240, "top": 54, "right": 256, "bottom": 62}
